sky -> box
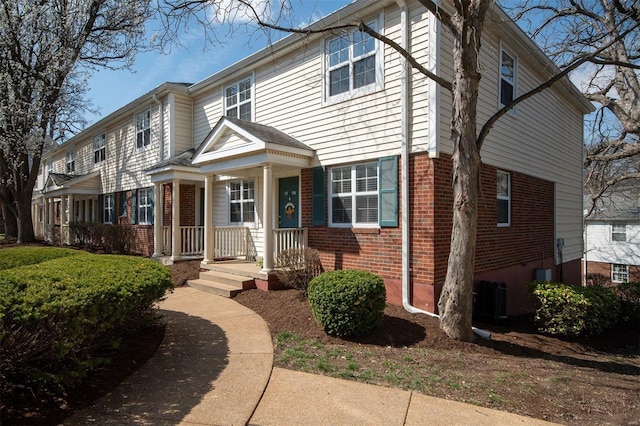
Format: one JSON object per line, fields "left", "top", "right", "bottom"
{"left": 84, "top": 1, "right": 353, "bottom": 127}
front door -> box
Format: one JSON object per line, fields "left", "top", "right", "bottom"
{"left": 278, "top": 176, "right": 299, "bottom": 228}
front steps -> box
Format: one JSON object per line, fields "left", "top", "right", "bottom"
{"left": 187, "top": 270, "right": 256, "bottom": 298}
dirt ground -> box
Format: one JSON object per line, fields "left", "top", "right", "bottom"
{"left": 2, "top": 257, "right": 639, "bottom": 425}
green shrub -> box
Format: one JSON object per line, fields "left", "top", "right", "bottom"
{"left": 275, "top": 248, "right": 324, "bottom": 295}
{"left": 0, "top": 248, "right": 173, "bottom": 396}
{"left": 616, "top": 281, "right": 640, "bottom": 324}
{"left": 307, "top": 270, "right": 386, "bottom": 337}
{"left": 529, "top": 281, "right": 620, "bottom": 336}
{"left": 0, "top": 246, "right": 83, "bottom": 271}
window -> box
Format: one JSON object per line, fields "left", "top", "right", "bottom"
{"left": 497, "top": 171, "right": 511, "bottom": 226}
{"left": 612, "top": 224, "right": 627, "bottom": 242}
{"left": 326, "top": 19, "right": 381, "bottom": 101}
{"left": 103, "top": 193, "right": 114, "bottom": 224}
{"left": 612, "top": 264, "right": 629, "bottom": 283}
{"left": 120, "top": 191, "right": 128, "bottom": 217}
{"left": 330, "top": 162, "right": 378, "bottom": 226}
{"left": 225, "top": 77, "right": 252, "bottom": 121}
{"left": 135, "top": 110, "right": 151, "bottom": 149}
{"left": 46, "top": 160, "right": 52, "bottom": 175}
{"left": 93, "top": 133, "right": 106, "bottom": 164}
{"left": 65, "top": 150, "right": 75, "bottom": 173}
{"left": 500, "top": 48, "right": 516, "bottom": 108}
{"left": 229, "top": 180, "right": 255, "bottom": 224}
{"left": 138, "top": 187, "right": 154, "bottom": 225}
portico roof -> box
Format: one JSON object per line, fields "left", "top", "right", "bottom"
{"left": 41, "top": 171, "right": 101, "bottom": 197}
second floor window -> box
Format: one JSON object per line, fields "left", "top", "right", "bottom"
{"left": 326, "top": 19, "right": 380, "bottom": 101}
{"left": 225, "top": 77, "right": 252, "bottom": 121}
{"left": 46, "top": 160, "right": 52, "bottom": 175}
{"left": 500, "top": 48, "right": 516, "bottom": 108}
{"left": 612, "top": 223, "right": 627, "bottom": 242}
{"left": 65, "top": 150, "right": 75, "bottom": 173}
{"left": 135, "top": 110, "right": 151, "bottom": 149}
{"left": 93, "top": 133, "right": 106, "bottom": 164}
{"left": 229, "top": 180, "right": 255, "bottom": 224}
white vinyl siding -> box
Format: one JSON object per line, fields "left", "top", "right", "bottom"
{"left": 585, "top": 221, "right": 640, "bottom": 267}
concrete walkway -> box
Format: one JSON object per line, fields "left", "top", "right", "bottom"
{"left": 67, "top": 286, "right": 557, "bottom": 425}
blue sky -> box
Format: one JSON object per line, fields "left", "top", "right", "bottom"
{"left": 84, "top": 1, "right": 353, "bottom": 126}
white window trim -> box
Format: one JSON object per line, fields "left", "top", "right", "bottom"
{"left": 135, "top": 109, "right": 152, "bottom": 150}
{"left": 223, "top": 75, "right": 254, "bottom": 121}
{"left": 328, "top": 162, "right": 380, "bottom": 228}
{"left": 499, "top": 45, "right": 517, "bottom": 114}
{"left": 611, "top": 223, "right": 627, "bottom": 242}
{"left": 138, "top": 187, "right": 154, "bottom": 225}
{"left": 93, "top": 133, "right": 106, "bottom": 165}
{"left": 227, "top": 179, "right": 256, "bottom": 226}
{"left": 65, "top": 149, "right": 75, "bottom": 173}
{"left": 104, "top": 193, "right": 114, "bottom": 224}
{"left": 323, "top": 14, "right": 384, "bottom": 105}
{"left": 612, "top": 263, "right": 629, "bottom": 283}
{"left": 497, "top": 170, "right": 511, "bottom": 227}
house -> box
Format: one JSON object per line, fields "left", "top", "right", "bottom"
{"left": 32, "top": 0, "right": 593, "bottom": 316}
{"left": 584, "top": 188, "right": 640, "bottom": 284}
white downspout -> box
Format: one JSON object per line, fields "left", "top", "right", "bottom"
{"left": 397, "top": 1, "right": 490, "bottom": 339}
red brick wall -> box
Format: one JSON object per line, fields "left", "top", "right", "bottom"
{"left": 301, "top": 152, "right": 557, "bottom": 315}
{"left": 587, "top": 261, "right": 640, "bottom": 284}
{"left": 163, "top": 184, "right": 172, "bottom": 226}
{"left": 161, "top": 183, "right": 196, "bottom": 227}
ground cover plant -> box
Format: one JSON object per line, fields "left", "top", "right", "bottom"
{"left": 0, "top": 246, "right": 173, "bottom": 423}
{"left": 235, "top": 288, "right": 640, "bottom": 425}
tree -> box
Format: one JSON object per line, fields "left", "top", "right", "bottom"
{"left": 161, "top": 0, "right": 604, "bottom": 340}
{"left": 0, "top": 0, "right": 151, "bottom": 242}
{"left": 507, "top": 1, "right": 640, "bottom": 214}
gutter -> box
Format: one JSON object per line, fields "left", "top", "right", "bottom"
{"left": 397, "top": 0, "right": 490, "bottom": 339}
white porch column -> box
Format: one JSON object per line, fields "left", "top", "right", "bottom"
{"left": 262, "top": 164, "right": 274, "bottom": 272}
{"left": 170, "top": 179, "right": 181, "bottom": 261}
{"left": 153, "top": 182, "right": 163, "bottom": 257}
{"left": 203, "top": 174, "right": 214, "bottom": 263}
{"left": 68, "top": 194, "right": 74, "bottom": 244}
{"left": 47, "top": 197, "right": 53, "bottom": 241}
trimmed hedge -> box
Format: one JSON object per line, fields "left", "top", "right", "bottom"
{"left": 0, "top": 247, "right": 173, "bottom": 394}
{"left": 307, "top": 270, "right": 386, "bottom": 337}
{"left": 529, "top": 281, "right": 620, "bottom": 337}
{"left": 0, "top": 246, "right": 83, "bottom": 271}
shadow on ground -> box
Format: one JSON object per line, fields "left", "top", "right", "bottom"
{"left": 66, "top": 310, "right": 229, "bottom": 425}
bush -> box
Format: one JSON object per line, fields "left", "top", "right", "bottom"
{"left": 529, "top": 281, "right": 620, "bottom": 336}
{"left": 616, "top": 281, "right": 640, "bottom": 324}
{"left": 275, "top": 248, "right": 323, "bottom": 295}
{"left": 307, "top": 270, "right": 386, "bottom": 337}
{"left": 69, "top": 222, "right": 136, "bottom": 253}
{"left": 0, "top": 246, "right": 83, "bottom": 271}
{"left": 0, "top": 248, "right": 173, "bottom": 396}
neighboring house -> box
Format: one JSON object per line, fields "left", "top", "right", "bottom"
{"left": 32, "top": 0, "right": 592, "bottom": 315}
{"left": 584, "top": 189, "right": 640, "bottom": 284}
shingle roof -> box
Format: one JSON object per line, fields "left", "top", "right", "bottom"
{"left": 49, "top": 173, "right": 82, "bottom": 186}
{"left": 586, "top": 189, "right": 640, "bottom": 221}
{"left": 146, "top": 148, "right": 196, "bottom": 172}
{"left": 224, "top": 116, "right": 313, "bottom": 151}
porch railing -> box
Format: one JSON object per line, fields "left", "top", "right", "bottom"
{"left": 181, "top": 226, "right": 205, "bottom": 256}
{"left": 214, "top": 226, "right": 252, "bottom": 260}
{"left": 274, "top": 228, "right": 308, "bottom": 266}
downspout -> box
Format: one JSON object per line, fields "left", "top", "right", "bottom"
{"left": 152, "top": 94, "right": 165, "bottom": 161}
{"left": 398, "top": 1, "right": 490, "bottom": 339}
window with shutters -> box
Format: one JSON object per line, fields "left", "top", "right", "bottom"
{"left": 138, "top": 187, "right": 154, "bottom": 225}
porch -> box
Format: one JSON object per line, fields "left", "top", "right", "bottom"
{"left": 158, "top": 224, "right": 308, "bottom": 267}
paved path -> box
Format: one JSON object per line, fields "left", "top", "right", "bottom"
{"left": 67, "top": 286, "right": 557, "bottom": 425}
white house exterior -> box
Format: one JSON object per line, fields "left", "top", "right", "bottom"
{"left": 584, "top": 190, "right": 640, "bottom": 284}
{"left": 33, "top": 0, "right": 593, "bottom": 315}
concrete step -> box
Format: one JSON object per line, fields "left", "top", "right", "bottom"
{"left": 187, "top": 278, "right": 246, "bottom": 298}
{"left": 198, "top": 270, "right": 255, "bottom": 290}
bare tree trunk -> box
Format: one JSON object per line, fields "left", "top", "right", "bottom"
{"left": 15, "top": 191, "right": 35, "bottom": 243}
{"left": 1, "top": 197, "right": 18, "bottom": 239}
{"left": 437, "top": 1, "right": 489, "bottom": 342}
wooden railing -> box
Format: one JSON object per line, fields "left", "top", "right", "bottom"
{"left": 214, "top": 226, "right": 252, "bottom": 259}
{"left": 274, "top": 228, "right": 308, "bottom": 266}
{"left": 181, "top": 226, "right": 205, "bottom": 256}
